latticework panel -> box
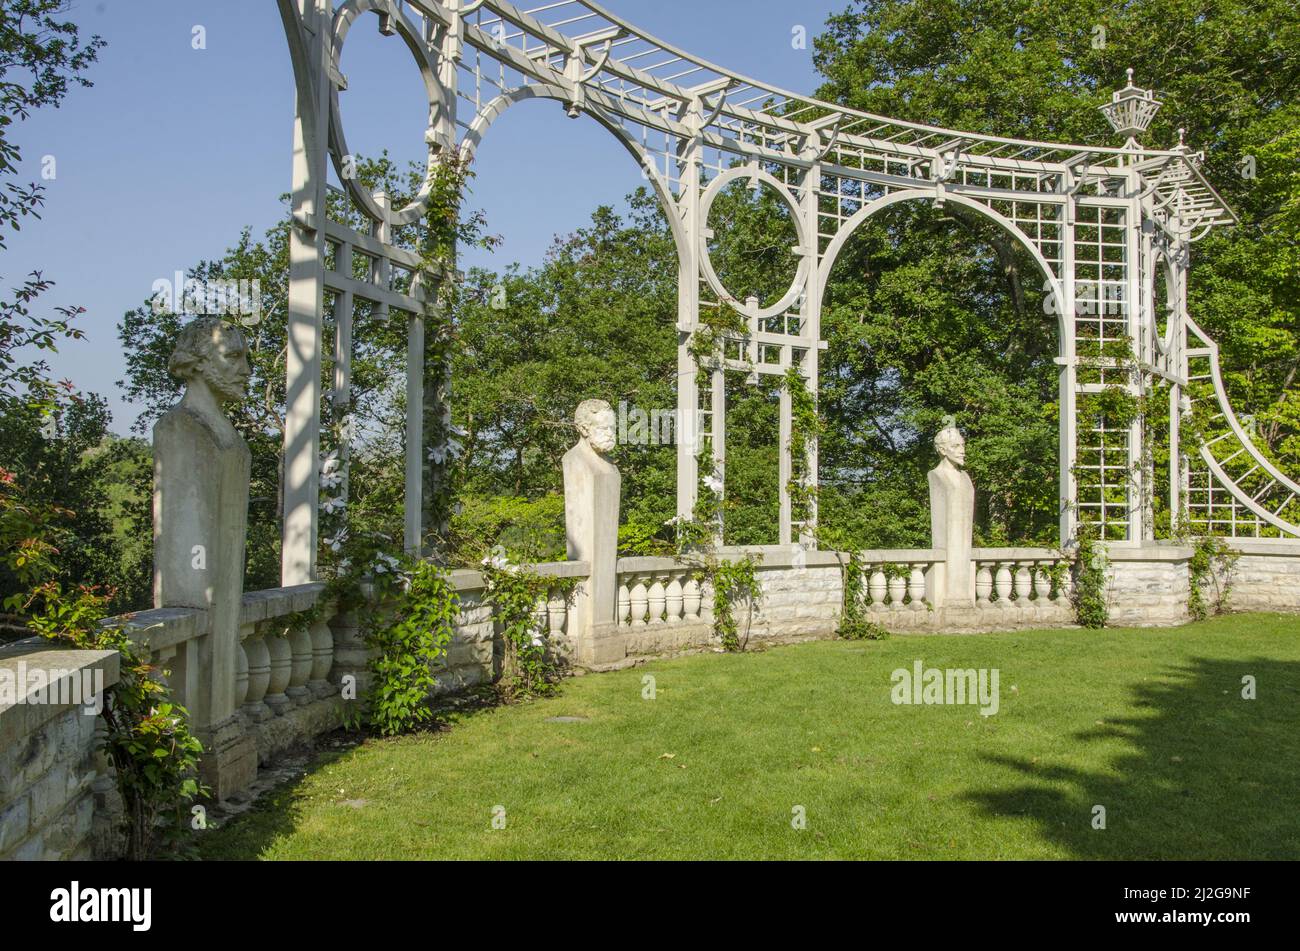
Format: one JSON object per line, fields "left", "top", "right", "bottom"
{"left": 1183, "top": 319, "right": 1300, "bottom": 538}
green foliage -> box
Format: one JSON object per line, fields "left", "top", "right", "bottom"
{"left": 366, "top": 560, "right": 459, "bottom": 736}
{"left": 837, "top": 552, "right": 890, "bottom": 640}
{"left": 709, "top": 556, "right": 761, "bottom": 652}
{"left": 0, "top": 393, "right": 152, "bottom": 613}
{"left": 4, "top": 476, "right": 204, "bottom": 860}
{"left": 1071, "top": 524, "right": 1109, "bottom": 629}
{"left": 480, "top": 552, "right": 574, "bottom": 699}
{"left": 447, "top": 494, "right": 566, "bottom": 564}
{"left": 1187, "top": 535, "right": 1240, "bottom": 621}
{"left": 0, "top": 0, "right": 104, "bottom": 248}
{"left": 815, "top": 0, "right": 1300, "bottom": 521}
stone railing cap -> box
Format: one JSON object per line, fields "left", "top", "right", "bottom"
{"left": 0, "top": 645, "right": 121, "bottom": 749}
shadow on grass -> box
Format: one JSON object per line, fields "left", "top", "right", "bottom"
{"left": 964, "top": 656, "right": 1300, "bottom": 859}
{"left": 196, "top": 686, "right": 512, "bottom": 860}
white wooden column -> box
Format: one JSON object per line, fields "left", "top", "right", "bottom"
{"left": 1058, "top": 192, "right": 1079, "bottom": 546}
{"left": 675, "top": 105, "right": 703, "bottom": 521}
{"left": 800, "top": 151, "right": 823, "bottom": 547}
{"left": 1125, "top": 183, "right": 1145, "bottom": 540}
{"left": 280, "top": 0, "right": 332, "bottom": 584}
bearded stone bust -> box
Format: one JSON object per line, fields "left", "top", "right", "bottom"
{"left": 167, "top": 317, "right": 252, "bottom": 433}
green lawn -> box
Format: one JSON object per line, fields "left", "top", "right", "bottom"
{"left": 200, "top": 613, "right": 1300, "bottom": 860}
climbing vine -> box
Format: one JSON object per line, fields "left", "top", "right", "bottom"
{"left": 1073, "top": 334, "right": 1146, "bottom": 544}
{"left": 783, "top": 364, "right": 822, "bottom": 534}
{"left": 322, "top": 534, "right": 460, "bottom": 735}
{"left": 480, "top": 548, "right": 576, "bottom": 699}
{"left": 1070, "top": 523, "right": 1109, "bottom": 628}
{"left": 366, "top": 559, "right": 459, "bottom": 735}
{"left": 1186, "top": 534, "right": 1239, "bottom": 621}
{"left": 836, "top": 552, "right": 890, "bottom": 640}
{"left": 709, "top": 555, "right": 761, "bottom": 652}
{"left": 665, "top": 305, "right": 766, "bottom": 651}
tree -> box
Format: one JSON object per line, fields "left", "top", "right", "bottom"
{"left": 813, "top": 0, "right": 1300, "bottom": 490}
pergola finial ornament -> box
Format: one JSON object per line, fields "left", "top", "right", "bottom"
{"left": 1100, "top": 68, "right": 1162, "bottom": 146}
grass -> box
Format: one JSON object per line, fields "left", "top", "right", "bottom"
{"left": 200, "top": 612, "right": 1300, "bottom": 860}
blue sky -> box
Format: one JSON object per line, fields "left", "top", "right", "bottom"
{"left": 7, "top": 0, "right": 845, "bottom": 433}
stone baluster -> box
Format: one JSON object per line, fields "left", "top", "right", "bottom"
{"left": 308, "top": 617, "right": 335, "bottom": 699}
{"left": 617, "top": 582, "right": 631, "bottom": 627}
{"left": 263, "top": 626, "right": 293, "bottom": 715}
{"left": 533, "top": 595, "right": 549, "bottom": 642}
{"left": 908, "top": 563, "right": 928, "bottom": 610}
{"left": 868, "top": 566, "right": 887, "bottom": 611}
{"left": 975, "top": 563, "right": 994, "bottom": 606}
{"left": 547, "top": 589, "right": 568, "bottom": 640}
{"left": 240, "top": 630, "right": 272, "bottom": 722}
{"left": 1013, "top": 563, "right": 1033, "bottom": 605}
{"left": 630, "top": 579, "right": 648, "bottom": 626}
{"left": 286, "top": 623, "right": 314, "bottom": 705}
{"left": 1033, "top": 563, "right": 1052, "bottom": 602}
{"left": 1057, "top": 562, "right": 1073, "bottom": 601}
{"left": 665, "top": 576, "right": 684, "bottom": 623}
{"left": 994, "top": 564, "right": 1014, "bottom": 605}
{"left": 887, "top": 567, "right": 907, "bottom": 608}
{"left": 235, "top": 633, "right": 250, "bottom": 708}
{"left": 647, "top": 575, "right": 667, "bottom": 625}
{"left": 683, "top": 576, "right": 702, "bottom": 621}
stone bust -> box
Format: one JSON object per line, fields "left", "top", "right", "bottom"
{"left": 168, "top": 317, "right": 252, "bottom": 433}
{"left": 573, "top": 398, "right": 617, "bottom": 458}
{"left": 933, "top": 422, "right": 967, "bottom": 470}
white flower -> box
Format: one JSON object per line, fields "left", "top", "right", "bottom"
{"left": 321, "top": 496, "right": 346, "bottom": 516}
{"left": 703, "top": 474, "right": 724, "bottom": 495}
{"left": 531, "top": 630, "right": 546, "bottom": 648}
{"left": 325, "top": 530, "right": 349, "bottom": 553}
{"left": 428, "top": 439, "right": 464, "bottom": 465}
{"left": 482, "top": 546, "right": 511, "bottom": 571}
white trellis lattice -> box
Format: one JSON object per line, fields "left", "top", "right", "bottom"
{"left": 276, "top": 0, "right": 1290, "bottom": 583}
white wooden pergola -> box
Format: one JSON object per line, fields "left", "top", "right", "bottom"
{"left": 276, "top": 0, "right": 1297, "bottom": 584}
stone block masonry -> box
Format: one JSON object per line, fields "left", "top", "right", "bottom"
{"left": 0, "top": 643, "right": 119, "bottom": 860}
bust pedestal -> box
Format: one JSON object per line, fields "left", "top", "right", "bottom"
{"left": 563, "top": 439, "right": 622, "bottom": 667}
{"left": 153, "top": 388, "right": 256, "bottom": 799}
{"left": 929, "top": 457, "right": 975, "bottom": 606}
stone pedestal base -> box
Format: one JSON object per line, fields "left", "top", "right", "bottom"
{"left": 198, "top": 716, "right": 258, "bottom": 802}
{"left": 578, "top": 623, "right": 628, "bottom": 670}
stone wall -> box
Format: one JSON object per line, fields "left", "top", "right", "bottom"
{"left": 1223, "top": 542, "right": 1300, "bottom": 614}
{"left": 0, "top": 643, "right": 119, "bottom": 861}
{"left": 1106, "top": 546, "right": 1192, "bottom": 626}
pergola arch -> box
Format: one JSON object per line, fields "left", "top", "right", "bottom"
{"left": 457, "top": 81, "right": 692, "bottom": 272}
{"left": 818, "top": 189, "right": 1069, "bottom": 344}
{"left": 276, "top": 0, "right": 1292, "bottom": 584}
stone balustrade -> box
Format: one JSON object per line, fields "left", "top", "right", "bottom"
{"left": 972, "top": 549, "right": 1071, "bottom": 609}
{"left": 616, "top": 560, "right": 708, "bottom": 628}
{"left": 853, "top": 550, "right": 941, "bottom": 613}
